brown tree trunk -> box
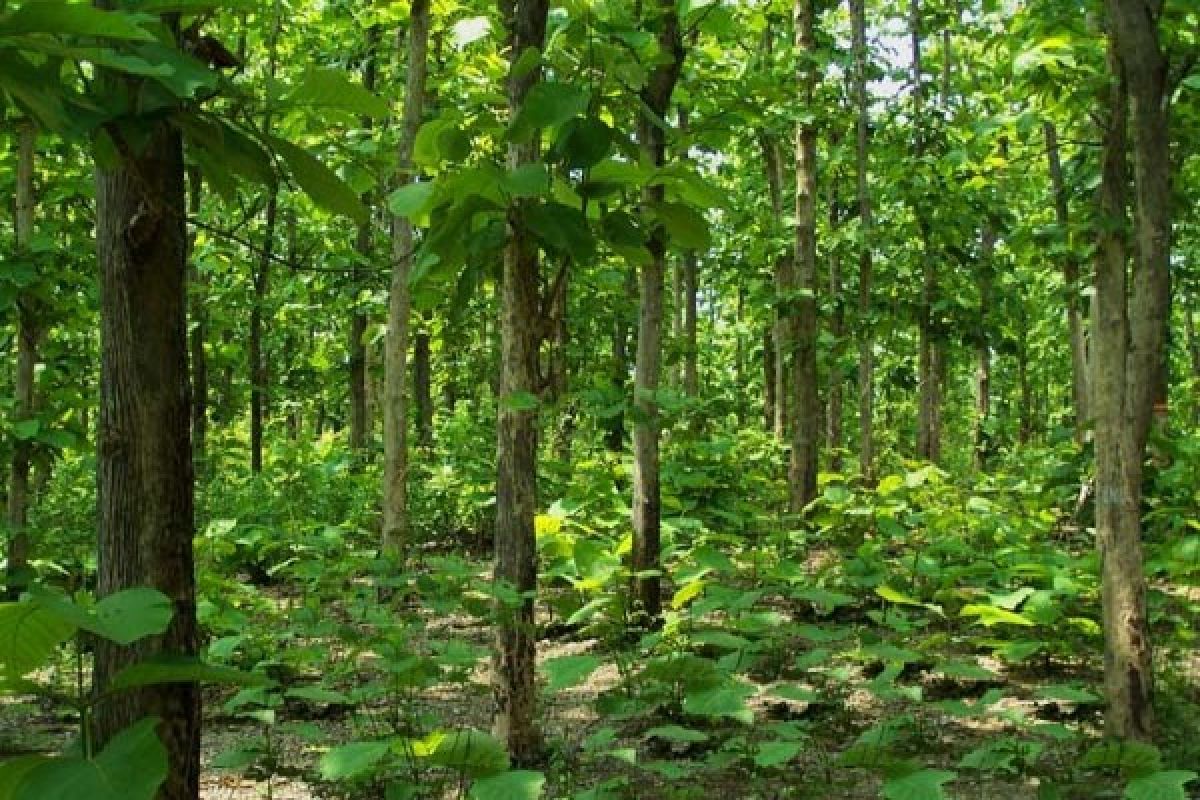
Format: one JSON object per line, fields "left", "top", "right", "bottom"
{"left": 186, "top": 169, "right": 208, "bottom": 473}
{"left": 789, "top": 0, "right": 819, "bottom": 513}
{"left": 6, "top": 120, "right": 38, "bottom": 598}
{"left": 826, "top": 183, "right": 844, "bottom": 471}
{"left": 90, "top": 18, "right": 199, "bottom": 797}
{"left": 851, "top": 0, "right": 875, "bottom": 484}
{"left": 383, "top": 0, "right": 430, "bottom": 558}
{"left": 349, "top": 30, "right": 379, "bottom": 456}
{"left": 763, "top": 328, "right": 776, "bottom": 432}
{"left": 493, "top": 0, "right": 548, "bottom": 763}
{"left": 631, "top": 0, "right": 684, "bottom": 622}
{"left": 974, "top": 227, "right": 996, "bottom": 470}
{"left": 415, "top": 314, "right": 434, "bottom": 448}
{"left": 911, "top": 0, "right": 939, "bottom": 463}
{"left": 759, "top": 131, "right": 792, "bottom": 441}
{"left": 682, "top": 252, "right": 699, "bottom": 398}
{"left": 1044, "top": 121, "right": 1091, "bottom": 439}
{"left": 1093, "top": 0, "right": 1171, "bottom": 741}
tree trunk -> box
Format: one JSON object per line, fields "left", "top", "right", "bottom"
{"left": 349, "top": 30, "right": 379, "bottom": 456}
{"left": 1044, "top": 121, "right": 1090, "bottom": 439}
{"left": 682, "top": 252, "right": 699, "bottom": 398}
{"left": 911, "top": 0, "right": 940, "bottom": 463}
{"left": 763, "top": 328, "right": 776, "bottom": 432}
{"left": 826, "top": 182, "right": 844, "bottom": 471}
{"left": 973, "top": 227, "right": 995, "bottom": 470}
{"left": 251, "top": 2, "right": 282, "bottom": 474}
{"left": 493, "top": 0, "right": 549, "bottom": 763}
{"left": 631, "top": 0, "right": 684, "bottom": 622}
{"left": 1093, "top": 0, "right": 1171, "bottom": 741}
{"left": 6, "top": 120, "right": 37, "bottom": 598}
{"left": 90, "top": 22, "right": 199, "bottom": 797}
{"left": 850, "top": 0, "right": 875, "bottom": 485}
{"left": 789, "top": 0, "right": 819, "bottom": 513}
{"left": 760, "top": 131, "right": 791, "bottom": 441}
{"left": 415, "top": 313, "right": 434, "bottom": 448}
{"left": 186, "top": 169, "right": 208, "bottom": 473}
{"left": 383, "top": 0, "right": 430, "bottom": 558}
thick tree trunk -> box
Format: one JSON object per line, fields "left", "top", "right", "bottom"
{"left": 632, "top": 0, "right": 684, "bottom": 622}
{"left": 1094, "top": 0, "right": 1171, "bottom": 741}
{"left": 6, "top": 120, "right": 37, "bottom": 598}
{"left": 91, "top": 30, "right": 199, "bottom": 799}
{"left": 383, "top": 0, "right": 430, "bottom": 558}
{"left": 789, "top": 0, "right": 819, "bottom": 513}
{"left": 493, "top": 0, "right": 549, "bottom": 763}
{"left": 1044, "top": 121, "right": 1090, "bottom": 438}
{"left": 851, "top": 0, "right": 875, "bottom": 484}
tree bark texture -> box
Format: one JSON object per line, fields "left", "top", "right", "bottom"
{"left": 851, "top": 0, "right": 875, "bottom": 484}
{"left": 91, "top": 30, "right": 200, "bottom": 798}
{"left": 493, "top": 0, "right": 549, "bottom": 763}
{"left": 383, "top": 0, "right": 431, "bottom": 558}
{"left": 632, "top": 0, "right": 684, "bottom": 622}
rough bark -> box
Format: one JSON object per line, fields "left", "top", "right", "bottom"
{"left": 1044, "top": 121, "right": 1091, "bottom": 438}
{"left": 850, "top": 0, "right": 875, "bottom": 484}
{"left": 90, "top": 16, "right": 199, "bottom": 797}
{"left": 383, "top": 0, "right": 430, "bottom": 558}
{"left": 493, "top": 0, "right": 549, "bottom": 763}
{"left": 789, "top": 0, "right": 819, "bottom": 513}
{"left": 632, "top": 0, "right": 684, "bottom": 622}
{"left": 759, "top": 130, "right": 791, "bottom": 441}
{"left": 826, "top": 182, "right": 844, "bottom": 471}
{"left": 6, "top": 120, "right": 37, "bottom": 598}
{"left": 1093, "top": 0, "right": 1171, "bottom": 741}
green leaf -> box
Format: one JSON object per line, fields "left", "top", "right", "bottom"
{"left": 753, "top": 740, "right": 803, "bottom": 768}
{"left": 282, "top": 68, "right": 390, "bottom": 118}
{"left": 469, "top": 770, "right": 545, "bottom": 800}
{"left": 510, "top": 82, "right": 590, "bottom": 142}
{"left": 111, "top": 656, "right": 270, "bottom": 690}
{"left": 11, "top": 420, "right": 39, "bottom": 440}
{"left": 17, "top": 717, "right": 167, "bottom": 800}
{"left": 682, "top": 681, "right": 754, "bottom": 723}
{"left": 876, "top": 586, "right": 924, "bottom": 607}
{"left": 320, "top": 741, "right": 391, "bottom": 781}
{"left": 413, "top": 118, "right": 471, "bottom": 168}
{"left": 882, "top": 769, "right": 956, "bottom": 800}
{"left": 89, "top": 589, "right": 174, "bottom": 645}
{"left": 644, "top": 725, "right": 709, "bottom": 744}
{"left": 960, "top": 604, "right": 1035, "bottom": 627}
{"left": 1035, "top": 685, "right": 1100, "bottom": 705}
{"left": 268, "top": 135, "right": 367, "bottom": 223}
{"left": 500, "top": 391, "right": 540, "bottom": 412}
{"left": 0, "top": 603, "right": 76, "bottom": 679}
{"left": 540, "top": 654, "right": 602, "bottom": 692}
{"left": 502, "top": 164, "right": 550, "bottom": 199}
{"left": 388, "top": 182, "right": 436, "bottom": 219}
{"left": 424, "top": 729, "right": 510, "bottom": 777}
{"left": 553, "top": 117, "right": 613, "bottom": 169}
{"left": 0, "top": 4, "right": 154, "bottom": 41}
{"left": 0, "top": 756, "right": 51, "bottom": 800}
{"left": 1123, "top": 771, "right": 1198, "bottom": 800}
{"left": 1081, "top": 741, "right": 1162, "bottom": 773}
{"left": 526, "top": 202, "right": 593, "bottom": 259}
{"left": 654, "top": 202, "right": 710, "bottom": 250}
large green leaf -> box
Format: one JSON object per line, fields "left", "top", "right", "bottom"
{"left": 16, "top": 717, "right": 167, "bottom": 800}
{"left": 111, "top": 655, "right": 270, "bottom": 690}
{"left": 509, "top": 82, "right": 589, "bottom": 142}
{"left": 320, "top": 741, "right": 392, "bottom": 780}
{"left": 469, "top": 770, "right": 545, "bottom": 800}
{"left": 0, "top": 756, "right": 50, "bottom": 800}
{"left": 0, "top": 603, "right": 76, "bottom": 679}
{"left": 0, "top": 4, "right": 154, "bottom": 41}
{"left": 424, "top": 729, "right": 510, "bottom": 777}
{"left": 1124, "top": 771, "right": 1198, "bottom": 800}
{"left": 89, "top": 589, "right": 174, "bottom": 645}
{"left": 281, "top": 67, "right": 390, "bottom": 118}
{"left": 881, "top": 769, "right": 956, "bottom": 800}
{"left": 540, "top": 654, "right": 602, "bottom": 692}
{"left": 268, "top": 135, "right": 367, "bottom": 223}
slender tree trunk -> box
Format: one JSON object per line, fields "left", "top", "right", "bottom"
{"left": 6, "top": 121, "right": 37, "bottom": 598}
{"left": 415, "top": 313, "right": 434, "bottom": 448}
{"left": 1044, "top": 121, "right": 1091, "bottom": 438}
{"left": 186, "top": 169, "right": 208, "bottom": 473}
{"left": 760, "top": 132, "right": 792, "bottom": 441}
{"left": 606, "top": 300, "right": 630, "bottom": 452}
{"left": 1187, "top": 304, "right": 1200, "bottom": 425}
{"left": 1093, "top": 0, "right": 1170, "bottom": 741}
{"left": 493, "top": 0, "right": 549, "bottom": 763}
{"left": 789, "top": 0, "right": 819, "bottom": 513}
{"left": 683, "top": 253, "right": 699, "bottom": 398}
{"left": 90, "top": 18, "right": 199, "bottom": 797}
{"left": 826, "top": 183, "right": 844, "bottom": 470}
{"left": 974, "top": 227, "right": 996, "bottom": 470}
{"left": 911, "top": 0, "right": 939, "bottom": 463}
{"left": 349, "top": 30, "right": 379, "bottom": 456}
{"left": 632, "top": 0, "right": 684, "bottom": 622}
{"left": 383, "top": 0, "right": 430, "bottom": 558}
{"left": 763, "top": 328, "right": 776, "bottom": 431}
{"left": 850, "top": 0, "right": 875, "bottom": 484}
{"left": 250, "top": 2, "right": 282, "bottom": 474}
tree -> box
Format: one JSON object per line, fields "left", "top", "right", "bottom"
{"left": 494, "top": 0, "right": 549, "bottom": 763}
{"left": 849, "top": 0, "right": 875, "bottom": 484}
{"left": 631, "top": 0, "right": 685, "bottom": 622}
{"left": 90, "top": 11, "right": 200, "bottom": 799}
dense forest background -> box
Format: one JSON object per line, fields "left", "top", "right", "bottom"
{"left": 1, "top": 0, "right": 1200, "bottom": 798}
